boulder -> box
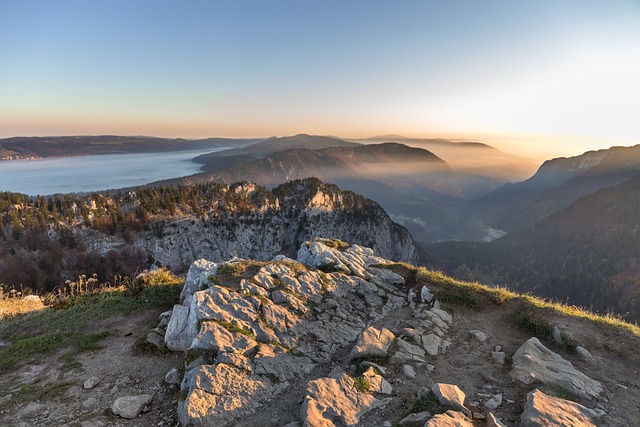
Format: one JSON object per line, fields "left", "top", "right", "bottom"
{"left": 521, "top": 389, "right": 603, "bottom": 427}
{"left": 349, "top": 326, "right": 395, "bottom": 361}
{"left": 181, "top": 259, "right": 218, "bottom": 300}
{"left": 111, "top": 394, "right": 153, "bottom": 419}
{"left": 510, "top": 338, "right": 603, "bottom": 399}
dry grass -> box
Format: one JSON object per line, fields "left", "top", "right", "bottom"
{"left": 0, "top": 291, "right": 46, "bottom": 321}
{"left": 380, "top": 265, "right": 640, "bottom": 338}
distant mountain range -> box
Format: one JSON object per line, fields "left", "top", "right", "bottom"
{"left": 0, "top": 135, "right": 260, "bottom": 159}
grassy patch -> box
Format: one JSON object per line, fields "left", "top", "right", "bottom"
{"left": 0, "top": 270, "right": 184, "bottom": 373}
{"left": 517, "top": 311, "right": 554, "bottom": 340}
{"left": 217, "top": 263, "right": 246, "bottom": 279}
{"left": 408, "top": 391, "right": 457, "bottom": 415}
{"left": 353, "top": 376, "right": 371, "bottom": 393}
{"left": 319, "top": 238, "right": 350, "bottom": 251}
{"left": 8, "top": 380, "right": 77, "bottom": 405}
{"left": 211, "top": 319, "right": 256, "bottom": 339}
{"left": 542, "top": 383, "right": 577, "bottom": 402}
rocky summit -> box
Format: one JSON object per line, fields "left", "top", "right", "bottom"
{"left": 155, "top": 238, "right": 636, "bottom": 426}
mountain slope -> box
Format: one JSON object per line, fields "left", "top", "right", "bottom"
{"left": 173, "top": 142, "right": 467, "bottom": 242}
{"left": 194, "top": 134, "right": 360, "bottom": 172}
{"left": 466, "top": 144, "right": 640, "bottom": 238}
{"left": 429, "top": 173, "right": 640, "bottom": 322}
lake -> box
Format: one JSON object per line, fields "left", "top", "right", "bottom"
{"left": 0, "top": 148, "right": 225, "bottom": 196}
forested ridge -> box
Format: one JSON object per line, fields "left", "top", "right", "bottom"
{"left": 429, "top": 174, "right": 640, "bottom": 322}
{"left": 0, "top": 178, "right": 408, "bottom": 295}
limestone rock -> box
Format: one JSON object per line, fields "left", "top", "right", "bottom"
{"left": 180, "top": 363, "right": 286, "bottom": 426}
{"left": 422, "top": 333, "right": 442, "bottom": 356}
{"left": 301, "top": 368, "right": 382, "bottom": 426}
{"left": 111, "top": 394, "right": 153, "bottom": 419}
{"left": 362, "top": 367, "right": 392, "bottom": 394}
{"left": 421, "top": 285, "right": 434, "bottom": 304}
{"left": 576, "top": 346, "right": 595, "bottom": 363}
{"left": 424, "top": 410, "right": 473, "bottom": 427}
{"left": 431, "top": 383, "right": 470, "bottom": 416}
{"left": 181, "top": 259, "right": 218, "bottom": 301}
{"left": 483, "top": 393, "right": 502, "bottom": 410}
{"left": 510, "top": 337, "right": 603, "bottom": 399}
{"left": 469, "top": 330, "right": 488, "bottom": 342}
{"left": 349, "top": 326, "right": 395, "bottom": 360}
{"left": 83, "top": 376, "right": 100, "bottom": 389}
{"left": 165, "top": 368, "right": 180, "bottom": 385}
{"left": 521, "top": 389, "right": 603, "bottom": 427}
{"left": 402, "top": 364, "right": 416, "bottom": 379}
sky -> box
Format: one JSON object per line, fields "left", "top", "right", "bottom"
{"left": 1, "top": 0, "right": 639, "bottom": 159}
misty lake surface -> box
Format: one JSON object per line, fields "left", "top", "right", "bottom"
{"left": 0, "top": 148, "right": 225, "bottom": 196}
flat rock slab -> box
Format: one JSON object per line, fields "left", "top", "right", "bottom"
{"left": 349, "top": 326, "right": 395, "bottom": 360}
{"left": 510, "top": 337, "right": 603, "bottom": 399}
{"left": 111, "top": 394, "right": 153, "bottom": 419}
{"left": 424, "top": 410, "right": 473, "bottom": 427}
{"left": 301, "top": 368, "right": 382, "bottom": 426}
{"left": 521, "top": 389, "right": 603, "bottom": 427}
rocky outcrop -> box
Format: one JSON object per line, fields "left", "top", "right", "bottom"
{"left": 84, "top": 178, "right": 426, "bottom": 272}
{"left": 160, "top": 239, "right": 627, "bottom": 426}
{"left": 510, "top": 337, "right": 603, "bottom": 399}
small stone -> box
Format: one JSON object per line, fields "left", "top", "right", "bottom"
{"left": 491, "top": 351, "right": 506, "bottom": 365}
{"left": 83, "top": 376, "right": 100, "bottom": 389}
{"left": 425, "top": 410, "right": 473, "bottom": 427}
{"left": 469, "top": 330, "right": 488, "bottom": 342}
{"left": 576, "top": 346, "right": 594, "bottom": 363}
{"left": 484, "top": 393, "right": 503, "bottom": 410}
{"left": 383, "top": 421, "right": 392, "bottom": 427}
{"left": 495, "top": 345, "right": 502, "bottom": 352}
{"left": 165, "top": 368, "right": 180, "bottom": 385}
{"left": 402, "top": 365, "right": 416, "bottom": 379}
{"left": 426, "top": 364, "right": 435, "bottom": 373}
{"left": 421, "top": 286, "right": 434, "bottom": 303}
{"left": 552, "top": 326, "right": 563, "bottom": 345}
{"left": 111, "top": 394, "right": 153, "bottom": 419}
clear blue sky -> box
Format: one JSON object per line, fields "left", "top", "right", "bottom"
{"left": 1, "top": 0, "right": 639, "bottom": 157}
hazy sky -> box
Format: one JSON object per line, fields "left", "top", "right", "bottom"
{"left": 1, "top": 1, "right": 639, "bottom": 158}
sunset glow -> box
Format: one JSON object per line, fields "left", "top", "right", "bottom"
{"left": 1, "top": 0, "right": 639, "bottom": 158}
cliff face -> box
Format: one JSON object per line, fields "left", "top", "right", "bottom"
{"left": 84, "top": 178, "right": 426, "bottom": 272}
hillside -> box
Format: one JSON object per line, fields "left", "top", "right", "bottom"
{"left": 194, "top": 134, "right": 360, "bottom": 172}
{"left": 429, "top": 173, "right": 640, "bottom": 322}
{"left": 1, "top": 239, "right": 638, "bottom": 426}
{"left": 0, "top": 178, "right": 425, "bottom": 293}
{"left": 463, "top": 144, "right": 640, "bottom": 239}
{"left": 0, "top": 135, "right": 259, "bottom": 159}
{"left": 171, "top": 142, "right": 467, "bottom": 243}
